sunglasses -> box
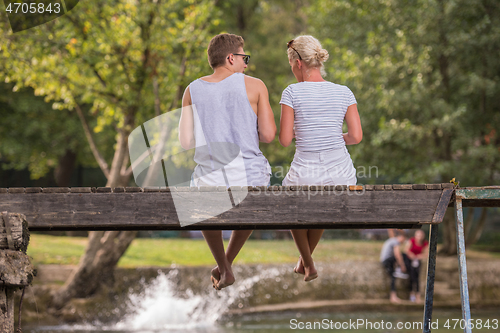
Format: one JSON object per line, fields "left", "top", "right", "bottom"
{"left": 231, "top": 53, "right": 251, "bottom": 65}
{"left": 287, "top": 40, "right": 302, "bottom": 60}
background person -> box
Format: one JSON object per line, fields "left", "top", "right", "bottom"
{"left": 179, "top": 33, "right": 276, "bottom": 290}
{"left": 405, "top": 229, "right": 429, "bottom": 302}
{"left": 279, "top": 35, "right": 362, "bottom": 282}
{"left": 380, "top": 230, "right": 408, "bottom": 303}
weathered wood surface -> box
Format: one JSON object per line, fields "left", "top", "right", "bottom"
{"left": 0, "top": 250, "right": 35, "bottom": 287}
{"left": 0, "top": 184, "right": 453, "bottom": 231}
{"left": 1, "top": 212, "right": 29, "bottom": 252}
{"left": 0, "top": 287, "right": 14, "bottom": 333}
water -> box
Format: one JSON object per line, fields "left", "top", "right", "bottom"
{"left": 26, "top": 271, "right": 499, "bottom": 333}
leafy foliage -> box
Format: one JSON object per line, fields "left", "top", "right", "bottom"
{"left": 307, "top": 0, "right": 500, "bottom": 185}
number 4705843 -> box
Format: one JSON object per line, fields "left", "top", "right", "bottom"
{"left": 444, "top": 319, "right": 498, "bottom": 330}
{"left": 5, "top": 2, "right": 61, "bottom": 14}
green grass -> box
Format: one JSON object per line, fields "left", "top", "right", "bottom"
{"left": 27, "top": 234, "right": 500, "bottom": 268}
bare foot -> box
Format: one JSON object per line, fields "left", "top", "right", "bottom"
{"left": 211, "top": 266, "right": 220, "bottom": 289}
{"left": 210, "top": 266, "right": 235, "bottom": 290}
{"left": 390, "top": 292, "right": 401, "bottom": 303}
{"left": 303, "top": 265, "right": 318, "bottom": 282}
{"left": 215, "top": 270, "right": 235, "bottom": 290}
{"left": 293, "top": 257, "right": 305, "bottom": 275}
{"left": 415, "top": 294, "right": 422, "bottom": 303}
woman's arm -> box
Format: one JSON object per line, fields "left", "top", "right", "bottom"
{"left": 405, "top": 239, "right": 417, "bottom": 260}
{"left": 279, "top": 104, "right": 295, "bottom": 147}
{"left": 179, "top": 87, "right": 195, "bottom": 150}
{"left": 417, "top": 243, "right": 429, "bottom": 260}
{"left": 343, "top": 104, "right": 362, "bottom": 145}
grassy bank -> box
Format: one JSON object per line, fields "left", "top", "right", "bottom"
{"left": 27, "top": 234, "right": 500, "bottom": 268}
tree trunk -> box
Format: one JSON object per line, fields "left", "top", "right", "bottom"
{"left": 54, "top": 149, "right": 85, "bottom": 237}
{"left": 52, "top": 130, "right": 137, "bottom": 309}
{"left": 54, "top": 149, "right": 77, "bottom": 187}
{"left": 439, "top": 208, "right": 457, "bottom": 256}
{"left": 466, "top": 208, "right": 488, "bottom": 248}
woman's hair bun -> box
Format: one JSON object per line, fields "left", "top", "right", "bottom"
{"left": 317, "top": 48, "right": 329, "bottom": 62}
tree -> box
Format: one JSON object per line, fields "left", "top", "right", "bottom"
{"left": 0, "top": 82, "right": 86, "bottom": 186}
{"left": 308, "top": 0, "right": 500, "bottom": 253}
{"left": 0, "top": 0, "right": 221, "bottom": 307}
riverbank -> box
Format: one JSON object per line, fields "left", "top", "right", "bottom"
{"left": 17, "top": 256, "right": 500, "bottom": 327}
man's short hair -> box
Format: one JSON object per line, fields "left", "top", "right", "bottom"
{"left": 395, "top": 230, "right": 407, "bottom": 238}
{"left": 207, "top": 33, "right": 244, "bottom": 69}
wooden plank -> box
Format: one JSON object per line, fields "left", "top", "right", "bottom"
{"left": 413, "top": 184, "right": 427, "bottom": 190}
{"left": 42, "top": 187, "right": 69, "bottom": 193}
{"left": 25, "top": 187, "right": 42, "bottom": 193}
{"left": 8, "top": 188, "right": 24, "bottom": 194}
{"left": 374, "top": 185, "right": 385, "bottom": 191}
{"left": 431, "top": 189, "right": 454, "bottom": 223}
{"left": 349, "top": 185, "right": 364, "bottom": 191}
{"left": 96, "top": 187, "right": 112, "bottom": 193}
{"left": 0, "top": 250, "right": 35, "bottom": 286}
{"left": 442, "top": 183, "right": 454, "bottom": 189}
{"left": 364, "top": 185, "right": 374, "bottom": 191}
{"left": 0, "top": 189, "right": 7, "bottom": 194}
{"left": 0, "top": 213, "right": 28, "bottom": 252}
{"left": 125, "top": 187, "right": 143, "bottom": 192}
{"left": 143, "top": 187, "right": 161, "bottom": 192}
{"left": 393, "top": 184, "right": 412, "bottom": 190}
{"left": 1, "top": 213, "right": 14, "bottom": 250}
{"left": 426, "top": 184, "right": 442, "bottom": 190}
{"left": 384, "top": 185, "right": 393, "bottom": 190}
{"left": 0, "top": 190, "right": 444, "bottom": 231}
{"left": 0, "top": 287, "right": 14, "bottom": 333}
{"left": 70, "top": 187, "right": 92, "bottom": 193}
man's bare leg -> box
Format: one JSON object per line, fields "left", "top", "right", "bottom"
{"left": 211, "top": 230, "right": 253, "bottom": 286}
{"left": 202, "top": 230, "right": 234, "bottom": 290}
{"left": 295, "top": 229, "right": 324, "bottom": 275}
{"left": 291, "top": 229, "right": 318, "bottom": 281}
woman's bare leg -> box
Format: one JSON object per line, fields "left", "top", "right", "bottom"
{"left": 291, "top": 229, "right": 318, "bottom": 281}
{"left": 295, "top": 229, "right": 324, "bottom": 274}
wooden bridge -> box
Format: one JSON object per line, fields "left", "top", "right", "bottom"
{"left": 1, "top": 183, "right": 499, "bottom": 333}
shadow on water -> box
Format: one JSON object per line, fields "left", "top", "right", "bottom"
{"left": 26, "top": 269, "right": 499, "bottom": 333}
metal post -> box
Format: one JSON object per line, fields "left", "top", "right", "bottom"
{"left": 423, "top": 224, "right": 439, "bottom": 333}
{"left": 455, "top": 197, "right": 472, "bottom": 333}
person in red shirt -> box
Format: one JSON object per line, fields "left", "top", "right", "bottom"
{"left": 405, "top": 229, "right": 429, "bottom": 302}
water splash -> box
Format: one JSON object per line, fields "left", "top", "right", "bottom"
{"left": 112, "top": 267, "right": 283, "bottom": 331}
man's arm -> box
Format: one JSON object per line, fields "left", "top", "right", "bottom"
{"left": 255, "top": 79, "right": 277, "bottom": 143}
{"left": 179, "top": 86, "right": 195, "bottom": 150}
{"left": 393, "top": 245, "right": 407, "bottom": 272}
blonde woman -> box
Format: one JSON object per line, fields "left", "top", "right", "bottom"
{"left": 279, "top": 35, "right": 362, "bottom": 281}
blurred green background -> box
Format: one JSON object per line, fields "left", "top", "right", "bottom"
{"left": 0, "top": 0, "right": 499, "bottom": 249}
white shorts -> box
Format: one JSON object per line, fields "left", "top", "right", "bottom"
{"left": 283, "top": 147, "right": 356, "bottom": 186}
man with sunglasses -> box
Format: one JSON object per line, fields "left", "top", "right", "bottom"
{"left": 180, "top": 33, "right": 276, "bottom": 290}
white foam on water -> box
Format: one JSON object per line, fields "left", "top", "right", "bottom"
{"left": 111, "top": 267, "right": 282, "bottom": 332}
{"left": 32, "top": 267, "right": 283, "bottom": 332}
